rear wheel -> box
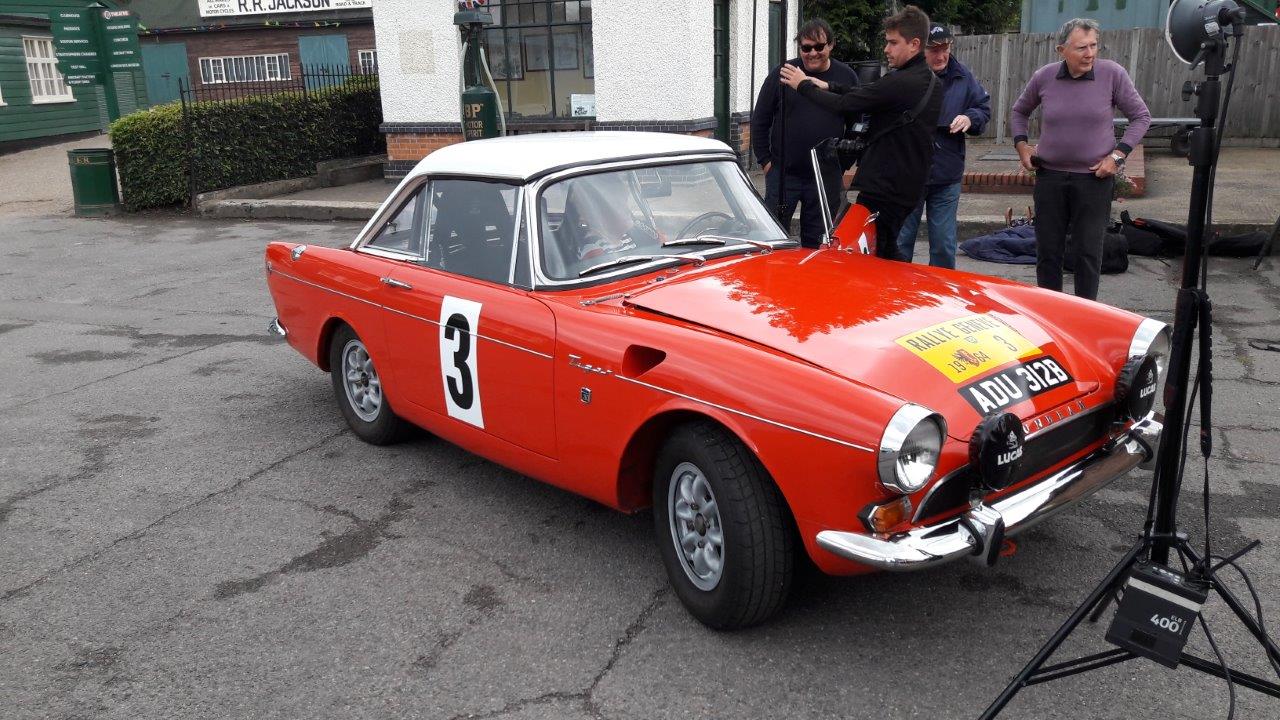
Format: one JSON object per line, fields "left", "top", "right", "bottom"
{"left": 329, "top": 325, "right": 411, "bottom": 445}
{"left": 653, "top": 421, "right": 794, "bottom": 629}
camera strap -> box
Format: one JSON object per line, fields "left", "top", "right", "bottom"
{"left": 867, "top": 67, "right": 938, "bottom": 146}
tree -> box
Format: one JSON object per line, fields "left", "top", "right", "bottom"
{"left": 802, "top": 0, "right": 1020, "bottom": 62}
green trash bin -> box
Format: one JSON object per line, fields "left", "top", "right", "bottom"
{"left": 67, "top": 148, "right": 122, "bottom": 217}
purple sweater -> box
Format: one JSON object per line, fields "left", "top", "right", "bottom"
{"left": 1011, "top": 59, "right": 1151, "bottom": 174}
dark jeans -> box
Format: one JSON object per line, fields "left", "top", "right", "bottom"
{"left": 765, "top": 168, "right": 843, "bottom": 248}
{"left": 896, "top": 182, "right": 963, "bottom": 269}
{"left": 857, "top": 192, "right": 915, "bottom": 262}
{"left": 1033, "top": 170, "right": 1114, "bottom": 301}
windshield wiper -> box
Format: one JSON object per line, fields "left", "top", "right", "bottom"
{"left": 662, "top": 234, "right": 797, "bottom": 251}
{"left": 578, "top": 254, "right": 705, "bottom": 278}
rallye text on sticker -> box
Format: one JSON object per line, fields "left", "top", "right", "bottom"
{"left": 895, "top": 313, "right": 1040, "bottom": 384}
{"left": 961, "top": 355, "right": 1074, "bottom": 414}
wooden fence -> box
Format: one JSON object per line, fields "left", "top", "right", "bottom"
{"left": 953, "top": 25, "right": 1280, "bottom": 142}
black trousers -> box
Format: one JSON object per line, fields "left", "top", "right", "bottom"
{"left": 1032, "top": 170, "right": 1114, "bottom": 301}
{"left": 857, "top": 192, "right": 915, "bottom": 262}
{"left": 765, "top": 168, "right": 843, "bottom": 248}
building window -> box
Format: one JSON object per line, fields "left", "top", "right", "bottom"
{"left": 199, "top": 54, "right": 292, "bottom": 84}
{"left": 358, "top": 49, "right": 378, "bottom": 75}
{"left": 23, "top": 37, "right": 74, "bottom": 104}
{"left": 483, "top": 0, "right": 594, "bottom": 119}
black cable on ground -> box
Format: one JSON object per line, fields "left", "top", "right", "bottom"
{"left": 1200, "top": 611, "right": 1237, "bottom": 720}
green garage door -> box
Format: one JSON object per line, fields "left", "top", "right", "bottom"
{"left": 299, "top": 34, "right": 350, "bottom": 88}
{"left": 141, "top": 43, "right": 188, "bottom": 105}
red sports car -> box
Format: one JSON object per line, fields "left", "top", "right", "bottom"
{"left": 265, "top": 132, "right": 1166, "bottom": 629}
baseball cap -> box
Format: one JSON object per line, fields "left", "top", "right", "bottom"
{"left": 927, "top": 24, "right": 954, "bottom": 46}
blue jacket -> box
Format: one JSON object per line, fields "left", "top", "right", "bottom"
{"left": 928, "top": 56, "right": 991, "bottom": 187}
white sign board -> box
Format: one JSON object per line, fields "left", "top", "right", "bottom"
{"left": 198, "top": 0, "right": 372, "bottom": 18}
{"left": 570, "top": 94, "right": 596, "bottom": 118}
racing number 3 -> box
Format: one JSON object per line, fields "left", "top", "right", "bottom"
{"left": 444, "top": 314, "right": 473, "bottom": 407}
{"left": 439, "top": 296, "right": 485, "bottom": 428}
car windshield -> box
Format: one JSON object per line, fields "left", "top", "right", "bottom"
{"left": 537, "top": 160, "right": 787, "bottom": 280}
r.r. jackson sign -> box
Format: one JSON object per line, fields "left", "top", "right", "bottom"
{"left": 198, "top": 0, "right": 372, "bottom": 17}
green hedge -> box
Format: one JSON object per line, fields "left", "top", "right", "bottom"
{"left": 110, "top": 82, "right": 384, "bottom": 211}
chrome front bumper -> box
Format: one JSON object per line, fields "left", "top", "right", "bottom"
{"left": 268, "top": 317, "right": 287, "bottom": 337}
{"left": 816, "top": 417, "right": 1162, "bottom": 571}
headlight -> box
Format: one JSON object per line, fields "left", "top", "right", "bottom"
{"left": 878, "top": 404, "right": 946, "bottom": 494}
{"left": 1116, "top": 354, "right": 1160, "bottom": 421}
{"left": 1126, "top": 318, "right": 1170, "bottom": 412}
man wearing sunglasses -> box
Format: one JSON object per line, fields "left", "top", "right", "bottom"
{"left": 751, "top": 19, "right": 860, "bottom": 247}
{"left": 780, "top": 5, "right": 942, "bottom": 262}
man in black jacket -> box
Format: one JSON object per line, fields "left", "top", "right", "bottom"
{"left": 752, "top": 19, "right": 859, "bottom": 248}
{"left": 780, "top": 5, "right": 942, "bottom": 261}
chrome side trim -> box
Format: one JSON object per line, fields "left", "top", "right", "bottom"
{"left": 268, "top": 318, "right": 287, "bottom": 337}
{"left": 271, "top": 269, "right": 553, "bottom": 360}
{"left": 816, "top": 416, "right": 1162, "bottom": 571}
{"left": 613, "top": 374, "right": 874, "bottom": 453}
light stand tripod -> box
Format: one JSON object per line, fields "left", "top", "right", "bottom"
{"left": 979, "top": 11, "right": 1280, "bottom": 718}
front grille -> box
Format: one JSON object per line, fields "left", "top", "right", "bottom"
{"left": 914, "top": 404, "right": 1117, "bottom": 522}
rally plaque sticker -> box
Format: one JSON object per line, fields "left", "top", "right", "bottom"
{"left": 895, "top": 313, "right": 1041, "bottom": 383}
{"left": 439, "top": 296, "right": 484, "bottom": 429}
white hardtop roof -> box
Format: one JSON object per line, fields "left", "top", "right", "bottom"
{"left": 405, "top": 131, "right": 736, "bottom": 182}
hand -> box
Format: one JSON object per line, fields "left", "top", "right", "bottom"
{"left": 1017, "top": 143, "right": 1038, "bottom": 173}
{"left": 779, "top": 64, "right": 822, "bottom": 90}
{"left": 762, "top": 161, "right": 772, "bottom": 175}
{"left": 1090, "top": 154, "right": 1121, "bottom": 178}
{"left": 949, "top": 114, "right": 972, "bottom": 134}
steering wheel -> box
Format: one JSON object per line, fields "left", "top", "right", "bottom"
{"left": 676, "top": 211, "right": 736, "bottom": 240}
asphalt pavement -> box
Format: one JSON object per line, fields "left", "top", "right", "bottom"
{"left": 1, "top": 138, "right": 1279, "bottom": 719}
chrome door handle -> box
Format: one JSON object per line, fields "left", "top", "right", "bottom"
{"left": 380, "top": 277, "right": 412, "bottom": 290}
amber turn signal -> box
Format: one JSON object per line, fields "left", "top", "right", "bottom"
{"left": 859, "top": 496, "right": 914, "bottom": 534}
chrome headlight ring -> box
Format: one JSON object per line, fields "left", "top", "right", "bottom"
{"left": 878, "top": 404, "right": 947, "bottom": 495}
{"left": 1128, "top": 318, "right": 1170, "bottom": 378}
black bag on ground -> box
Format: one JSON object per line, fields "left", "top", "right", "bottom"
{"left": 1119, "top": 210, "right": 1271, "bottom": 257}
{"left": 1064, "top": 227, "right": 1129, "bottom": 274}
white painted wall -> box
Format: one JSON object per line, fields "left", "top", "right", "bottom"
{"left": 372, "top": 0, "right": 796, "bottom": 125}
{"left": 590, "top": 2, "right": 713, "bottom": 122}
{"left": 373, "top": 0, "right": 462, "bottom": 123}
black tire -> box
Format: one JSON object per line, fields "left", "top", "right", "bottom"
{"left": 653, "top": 421, "right": 795, "bottom": 629}
{"left": 328, "top": 324, "right": 411, "bottom": 445}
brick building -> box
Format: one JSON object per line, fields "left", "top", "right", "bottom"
{"left": 376, "top": 0, "right": 797, "bottom": 178}
{"left": 121, "top": 0, "right": 376, "bottom": 104}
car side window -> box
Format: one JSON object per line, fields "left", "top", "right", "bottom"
{"left": 366, "top": 188, "right": 425, "bottom": 257}
{"left": 424, "top": 179, "right": 519, "bottom": 285}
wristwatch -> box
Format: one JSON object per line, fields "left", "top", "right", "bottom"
{"left": 1110, "top": 152, "right": 1126, "bottom": 166}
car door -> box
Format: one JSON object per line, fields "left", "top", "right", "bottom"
{"left": 378, "top": 178, "right": 558, "bottom": 459}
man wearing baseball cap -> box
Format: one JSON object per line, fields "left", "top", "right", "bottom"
{"left": 896, "top": 24, "right": 991, "bottom": 268}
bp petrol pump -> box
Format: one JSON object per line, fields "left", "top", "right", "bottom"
{"left": 455, "top": 3, "right": 506, "bottom": 140}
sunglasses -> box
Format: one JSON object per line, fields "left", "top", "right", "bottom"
{"left": 799, "top": 42, "right": 828, "bottom": 54}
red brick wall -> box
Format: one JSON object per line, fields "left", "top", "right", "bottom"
{"left": 164, "top": 24, "right": 375, "bottom": 90}
{"left": 387, "top": 133, "right": 466, "bottom": 163}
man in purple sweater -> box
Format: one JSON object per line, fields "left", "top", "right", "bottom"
{"left": 1011, "top": 18, "right": 1150, "bottom": 301}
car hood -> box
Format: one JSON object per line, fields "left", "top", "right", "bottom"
{"left": 623, "top": 251, "right": 1106, "bottom": 437}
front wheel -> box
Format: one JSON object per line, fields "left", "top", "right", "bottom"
{"left": 653, "top": 421, "right": 794, "bottom": 629}
{"left": 329, "top": 324, "right": 411, "bottom": 445}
